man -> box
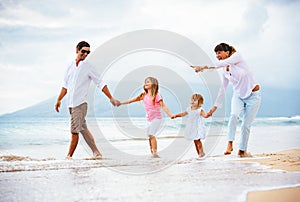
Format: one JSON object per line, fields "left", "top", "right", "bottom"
{"left": 55, "top": 41, "right": 120, "bottom": 159}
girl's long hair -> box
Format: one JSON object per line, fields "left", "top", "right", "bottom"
{"left": 138, "top": 77, "right": 159, "bottom": 105}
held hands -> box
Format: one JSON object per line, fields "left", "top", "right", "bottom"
{"left": 191, "top": 65, "right": 208, "bottom": 73}
{"left": 207, "top": 110, "right": 212, "bottom": 117}
{"left": 207, "top": 106, "right": 217, "bottom": 117}
{"left": 110, "top": 98, "right": 121, "bottom": 107}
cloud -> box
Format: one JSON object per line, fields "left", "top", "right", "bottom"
{"left": 263, "top": 0, "right": 299, "bottom": 5}
{"left": 240, "top": 2, "right": 269, "bottom": 38}
{"left": 239, "top": 1, "right": 300, "bottom": 88}
{"left": 0, "top": 2, "right": 65, "bottom": 28}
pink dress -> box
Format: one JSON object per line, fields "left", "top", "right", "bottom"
{"left": 143, "top": 93, "right": 162, "bottom": 121}
{"left": 143, "top": 93, "right": 163, "bottom": 137}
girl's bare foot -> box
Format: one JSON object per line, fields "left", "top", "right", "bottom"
{"left": 238, "top": 150, "right": 252, "bottom": 158}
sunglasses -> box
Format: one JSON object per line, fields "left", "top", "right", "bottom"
{"left": 81, "top": 49, "right": 90, "bottom": 54}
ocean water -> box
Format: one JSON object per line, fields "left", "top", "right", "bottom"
{"left": 0, "top": 116, "right": 299, "bottom": 153}
{"left": 0, "top": 116, "right": 300, "bottom": 202}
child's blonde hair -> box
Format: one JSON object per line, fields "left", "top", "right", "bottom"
{"left": 191, "top": 94, "right": 204, "bottom": 108}
{"left": 138, "top": 77, "right": 159, "bottom": 105}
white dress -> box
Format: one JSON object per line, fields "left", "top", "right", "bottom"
{"left": 184, "top": 107, "right": 206, "bottom": 140}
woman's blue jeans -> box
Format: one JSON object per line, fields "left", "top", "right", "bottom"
{"left": 227, "top": 90, "right": 261, "bottom": 151}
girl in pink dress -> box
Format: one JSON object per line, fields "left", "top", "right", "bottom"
{"left": 120, "top": 77, "right": 173, "bottom": 158}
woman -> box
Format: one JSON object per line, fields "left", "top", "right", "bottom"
{"left": 192, "top": 43, "right": 261, "bottom": 157}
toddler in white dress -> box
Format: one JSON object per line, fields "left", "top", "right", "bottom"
{"left": 173, "top": 94, "right": 211, "bottom": 158}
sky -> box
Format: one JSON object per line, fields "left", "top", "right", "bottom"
{"left": 0, "top": 0, "right": 299, "bottom": 115}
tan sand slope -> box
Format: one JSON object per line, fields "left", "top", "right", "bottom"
{"left": 245, "top": 149, "right": 300, "bottom": 202}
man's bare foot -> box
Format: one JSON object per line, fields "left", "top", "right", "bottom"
{"left": 92, "top": 152, "right": 102, "bottom": 159}
{"left": 238, "top": 150, "right": 252, "bottom": 158}
{"left": 152, "top": 152, "right": 160, "bottom": 158}
{"left": 93, "top": 154, "right": 102, "bottom": 159}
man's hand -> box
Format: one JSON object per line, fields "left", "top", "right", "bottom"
{"left": 55, "top": 101, "right": 61, "bottom": 112}
{"left": 55, "top": 88, "right": 67, "bottom": 112}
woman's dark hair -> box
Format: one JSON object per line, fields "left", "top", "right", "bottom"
{"left": 76, "top": 41, "right": 90, "bottom": 50}
{"left": 214, "top": 43, "right": 236, "bottom": 55}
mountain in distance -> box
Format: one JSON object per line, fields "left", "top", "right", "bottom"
{"left": 1, "top": 85, "right": 300, "bottom": 118}
{"left": 0, "top": 94, "right": 120, "bottom": 118}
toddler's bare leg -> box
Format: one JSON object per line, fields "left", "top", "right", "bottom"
{"left": 198, "top": 140, "right": 205, "bottom": 157}
{"left": 194, "top": 140, "right": 200, "bottom": 156}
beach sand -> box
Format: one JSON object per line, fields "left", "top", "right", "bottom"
{"left": 244, "top": 149, "right": 300, "bottom": 172}
{"left": 243, "top": 149, "right": 300, "bottom": 202}
{"left": 247, "top": 186, "right": 300, "bottom": 202}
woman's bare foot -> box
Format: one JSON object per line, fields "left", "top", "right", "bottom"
{"left": 238, "top": 150, "right": 252, "bottom": 158}
{"left": 224, "top": 141, "right": 233, "bottom": 155}
{"left": 224, "top": 149, "right": 233, "bottom": 155}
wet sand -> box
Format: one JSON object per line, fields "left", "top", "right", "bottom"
{"left": 244, "top": 149, "right": 300, "bottom": 202}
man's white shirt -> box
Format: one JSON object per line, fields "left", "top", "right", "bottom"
{"left": 62, "top": 60, "right": 106, "bottom": 108}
